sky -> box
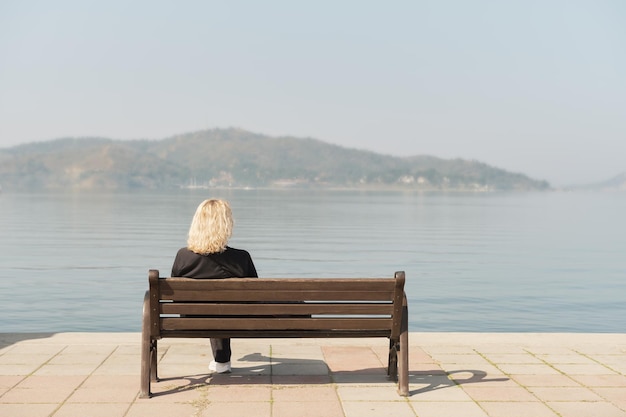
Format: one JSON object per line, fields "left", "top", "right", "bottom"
{"left": 1, "top": 1, "right": 624, "bottom": 186}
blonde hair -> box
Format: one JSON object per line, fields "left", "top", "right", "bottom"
{"left": 186, "top": 199, "right": 233, "bottom": 254}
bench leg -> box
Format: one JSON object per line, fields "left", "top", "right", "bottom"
{"left": 140, "top": 340, "right": 159, "bottom": 398}
{"left": 140, "top": 291, "right": 155, "bottom": 398}
{"left": 150, "top": 340, "right": 159, "bottom": 382}
{"left": 397, "top": 302, "right": 409, "bottom": 396}
{"left": 388, "top": 339, "right": 398, "bottom": 381}
{"left": 140, "top": 335, "right": 152, "bottom": 398}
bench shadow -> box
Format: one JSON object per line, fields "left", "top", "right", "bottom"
{"left": 149, "top": 374, "right": 214, "bottom": 397}
{"left": 150, "top": 353, "right": 510, "bottom": 398}
{"left": 409, "top": 369, "right": 510, "bottom": 396}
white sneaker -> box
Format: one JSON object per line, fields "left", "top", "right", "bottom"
{"left": 208, "top": 360, "right": 232, "bottom": 374}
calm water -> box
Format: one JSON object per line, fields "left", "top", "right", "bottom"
{"left": 1, "top": 189, "right": 625, "bottom": 333}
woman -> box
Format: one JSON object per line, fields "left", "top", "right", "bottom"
{"left": 171, "top": 199, "right": 257, "bottom": 374}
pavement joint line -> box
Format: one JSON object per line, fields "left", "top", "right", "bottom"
{"left": 49, "top": 344, "right": 122, "bottom": 417}
{"left": 576, "top": 349, "right": 622, "bottom": 375}
{"left": 0, "top": 343, "right": 69, "bottom": 403}
{"left": 473, "top": 347, "right": 563, "bottom": 414}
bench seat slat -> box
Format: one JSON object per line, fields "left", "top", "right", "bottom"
{"left": 161, "top": 317, "right": 394, "bottom": 331}
{"left": 159, "top": 330, "right": 393, "bottom": 338}
{"left": 160, "top": 303, "right": 394, "bottom": 316}
{"left": 163, "top": 278, "right": 395, "bottom": 292}
{"left": 160, "top": 289, "right": 395, "bottom": 302}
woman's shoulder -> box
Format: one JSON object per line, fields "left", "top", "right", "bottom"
{"left": 175, "top": 247, "right": 200, "bottom": 259}
{"left": 224, "top": 246, "right": 251, "bottom": 256}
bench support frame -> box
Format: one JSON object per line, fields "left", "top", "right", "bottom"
{"left": 140, "top": 270, "right": 409, "bottom": 398}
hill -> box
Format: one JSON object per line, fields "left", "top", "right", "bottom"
{"left": 575, "top": 172, "right": 626, "bottom": 191}
{"left": 0, "top": 129, "right": 550, "bottom": 191}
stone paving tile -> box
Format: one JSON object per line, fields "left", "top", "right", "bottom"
{"left": 0, "top": 353, "right": 55, "bottom": 365}
{"left": 422, "top": 345, "right": 477, "bottom": 355}
{"left": 232, "top": 362, "right": 272, "bottom": 375}
{"left": 14, "top": 375, "right": 86, "bottom": 390}
{"left": 407, "top": 347, "right": 438, "bottom": 364}
{"left": 525, "top": 346, "right": 578, "bottom": 355}
{"left": 272, "top": 385, "right": 338, "bottom": 402}
{"left": 408, "top": 373, "right": 454, "bottom": 391}
{"left": 430, "top": 353, "right": 491, "bottom": 365}
{"left": 273, "top": 400, "right": 344, "bottom": 417}
{"left": 461, "top": 385, "right": 539, "bottom": 402}
{"left": 0, "top": 376, "right": 85, "bottom": 404}
{"left": 342, "top": 400, "right": 416, "bottom": 417}
{"left": 482, "top": 353, "right": 545, "bottom": 364}
{"left": 410, "top": 401, "right": 489, "bottom": 417}
{"left": 408, "top": 384, "right": 473, "bottom": 402}
{"left": 535, "top": 353, "right": 601, "bottom": 364}
{"left": 102, "top": 352, "right": 140, "bottom": 364}
{"left": 0, "top": 363, "right": 43, "bottom": 375}
{"left": 0, "top": 375, "right": 25, "bottom": 388}
{"left": 33, "top": 364, "right": 98, "bottom": 376}
{"left": 126, "top": 401, "right": 200, "bottom": 417}
{"left": 441, "top": 362, "right": 507, "bottom": 376}
{"left": 47, "top": 354, "right": 109, "bottom": 365}
{"left": 552, "top": 362, "right": 618, "bottom": 375}
{"left": 272, "top": 374, "right": 332, "bottom": 384}
{"left": 528, "top": 386, "right": 605, "bottom": 402}
{"left": 272, "top": 362, "right": 329, "bottom": 375}
{"left": 79, "top": 374, "right": 137, "bottom": 389}
{"left": 145, "top": 387, "right": 208, "bottom": 404}
{"left": 495, "top": 363, "right": 562, "bottom": 375}
{"left": 271, "top": 344, "right": 326, "bottom": 360}
{"left": 203, "top": 401, "right": 271, "bottom": 417}
{"left": 57, "top": 344, "right": 117, "bottom": 355}
{"left": 608, "top": 363, "right": 626, "bottom": 374}
{"left": 205, "top": 385, "right": 271, "bottom": 402}
{"left": 66, "top": 386, "right": 139, "bottom": 403}
{"left": 576, "top": 345, "right": 625, "bottom": 355}
{"left": 322, "top": 346, "right": 383, "bottom": 372}
{"left": 474, "top": 345, "right": 531, "bottom": 355}
{"left": 409, "top": 363, "right": 447, "bottom": 374}
{"left": 52, "top": 402, "right": 130, "bottom": 417}
{"left": 208, "top": 373, "right": 272, "bottom": 386}
{"left": 510, "top": 374, "right": 582, "bottom": 387}
{"left": 330, "top": 371, "right": 391, "bottom": 384}
{"left": 593, "top": 387, "right": 626, "bottom": 409}
{"left": 479, "top": 401, "right": 559, "bottom": 417}
{"left": 114, "top": 345, "right": 140, "bottom": 355}
{"left": 0, "top": 343, "right": 62, "bottom": 356}
{"left": 588, "top": 353, "right": 626, "bottom": 364}
{"left": 0, "top": 403, "right": 59, "bottom": 417}
{"left": 546, "top": 401, "right": 626, "bottom": 417}
{"left": 338, "top": 385, "right": 406, "bottom": 401}
{"left": 146, "top": 375, "right": 210, "bottom": 402}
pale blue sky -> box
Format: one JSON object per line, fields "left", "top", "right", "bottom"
{"left": 1, "top": 0, "right": 624, "bottom": 185}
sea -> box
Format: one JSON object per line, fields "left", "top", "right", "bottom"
{"left": 1, "top": 189, "right": 624, "bottom": 333}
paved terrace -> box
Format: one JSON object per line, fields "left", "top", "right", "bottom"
{"left": 0, "top": 332, "right": 625, "bottom": 417}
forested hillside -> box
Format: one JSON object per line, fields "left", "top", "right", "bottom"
{"left": 0, "top": 129, "right": 550, "bottom": 191}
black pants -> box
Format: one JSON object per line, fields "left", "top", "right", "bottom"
{"left": 211, "top": 338, "right": 231, "bottom": 363}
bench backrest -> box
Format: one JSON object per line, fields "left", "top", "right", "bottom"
{"left": 147, "top": 269, "right": 406, "bottom": 340}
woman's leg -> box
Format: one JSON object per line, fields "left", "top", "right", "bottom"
{"left": 210, "top": 338, "right": 231, "bottom": 363}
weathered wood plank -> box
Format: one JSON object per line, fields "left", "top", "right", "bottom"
{"left": 159, "top": 289, "right": 395, "bottom": 302}
{"left": 160, "top": 302, "right": 394, "bottom": 316}
{"left": 161, "top": 317, "right": 394, "bottom": 331}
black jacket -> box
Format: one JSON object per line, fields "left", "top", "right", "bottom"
{"left": 171, "top": 246, "right": 258, "bottom": 278}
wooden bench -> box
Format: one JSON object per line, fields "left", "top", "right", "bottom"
{"left": 140, "top": 269, "right": 409, "bottom": 398}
